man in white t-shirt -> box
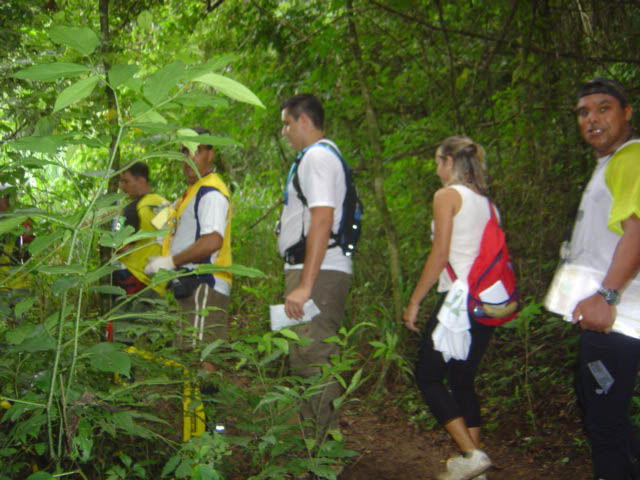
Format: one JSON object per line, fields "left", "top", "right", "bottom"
{"left": 278, "top": 94, "right": 353, "bottom": 443}
{"left": 145, "top": 128, "right": 232, "bottom": 363}
{"left": 569, "top": 78, "right": 640, "bottom": 479}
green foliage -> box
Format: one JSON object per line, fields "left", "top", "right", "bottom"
{"left": 2, "top": 0, "right": 639, "bottom": 476}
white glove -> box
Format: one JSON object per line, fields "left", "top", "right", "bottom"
{"left": 145, "top": 256, "right": 176, "bottom": 276}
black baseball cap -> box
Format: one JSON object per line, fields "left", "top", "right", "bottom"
{"left": 577, "top": 77, "right": 629, "bottom": 107}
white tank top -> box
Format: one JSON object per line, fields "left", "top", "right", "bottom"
{"left": 436, "top": 185, "right": 495, "bottom": 292}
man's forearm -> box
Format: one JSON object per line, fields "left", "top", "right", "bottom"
{"left": 298, "top": 207, "right": 333, "bottom": 291}
{"left": 172, "top": 232, "right": 223, "bottom": 267}
{"left": 602, "top": 215, "right": 640, "bottom": 291}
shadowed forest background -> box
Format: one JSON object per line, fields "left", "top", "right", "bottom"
{"left": 1, "top": 0, "right": 639, "bottom": 478}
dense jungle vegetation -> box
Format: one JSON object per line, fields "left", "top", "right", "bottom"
{"left": 1, "top": 0, "right": 639, "bottom": 478}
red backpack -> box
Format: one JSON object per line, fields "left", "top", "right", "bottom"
{"left": 445, "top": 199, "right": 519, "bottom": 326}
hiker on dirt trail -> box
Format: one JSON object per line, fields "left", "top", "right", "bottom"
{"left": 277, "top": 94, "right": 353, "bottom": 447}
{"left": 145, "top": 128, "right": 232, "bottom": 371}
{"left": 563, "top": 77, "right": 640, "bottom": 480}
{"left": 112, "top": 161, "right": 167, "bottom": 342}
{"left": 403, "top": 136, "right": 496, "bottom": 480}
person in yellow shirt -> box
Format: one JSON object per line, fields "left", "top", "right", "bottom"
{"left": 113, "top": 162, "right": 167, "bottom": 342}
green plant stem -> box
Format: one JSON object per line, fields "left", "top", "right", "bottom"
{"left": 45, "top": 118, "right": 125, "bottom": 464}
{"left": 65, "top": 220, "right": 98, "bottom": 399}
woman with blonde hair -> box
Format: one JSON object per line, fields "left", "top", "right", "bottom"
{"left": 403, "top": 136, "right": 495, "bottom": 480}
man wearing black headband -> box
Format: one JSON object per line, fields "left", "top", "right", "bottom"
{"left": 568, "top": 77, "right": 640, "bottom": 479}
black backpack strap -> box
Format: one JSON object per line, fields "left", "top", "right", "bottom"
{"left": 292, "top": 142, "right": 351, "bottom": 249}
{"left": 291, "top": 159, "right": 307, "bottom": 207}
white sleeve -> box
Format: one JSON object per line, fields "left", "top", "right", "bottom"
{"left": 196, "top": 190, "right": 229, "bottom": 238}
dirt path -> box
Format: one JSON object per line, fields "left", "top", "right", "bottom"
{"left": 339, "top": 405, "right": 591, "bottom": 479}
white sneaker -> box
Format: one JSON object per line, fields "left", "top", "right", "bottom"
{"left": 436, "top": 449, "right": 491, "bottom": 480}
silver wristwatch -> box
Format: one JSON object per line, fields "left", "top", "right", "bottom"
{"left": 597, "top": 286, "right": 620, "bottom": 306}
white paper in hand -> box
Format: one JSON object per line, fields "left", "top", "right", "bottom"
{"left": 545, "top": 262, "right": 640, "bottom": 339}
{"left": 269, "top": 299, "right": 321, "bottom": 331}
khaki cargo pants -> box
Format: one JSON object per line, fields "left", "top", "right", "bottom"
{"left": 285, "top": 269, "right": 351, "bottom": 442}
{"left": 175, "top": 282, "right": 229, "bottom": 351}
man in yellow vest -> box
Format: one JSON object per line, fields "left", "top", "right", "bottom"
{"left": 145, "top": 128, "right": 232, "bottom": 361}
{"left": 112, "top": 162, "right": 167, "bottom": 341}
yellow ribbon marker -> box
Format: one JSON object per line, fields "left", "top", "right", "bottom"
{"left": 123, "top": 346, "right": 206, "bottom": 441}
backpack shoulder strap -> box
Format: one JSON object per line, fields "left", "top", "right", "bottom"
{"left": 291, "top": 141, "right": 349, "bottom": 208}
{"left": 194, "top": 184, "right": 224, "bottom": 241}
{"left": 447, "top": 198, "right": 495, "bottom": 283}
{"left": 446, "top": 262, "right": 457, "bottom": 281}
{"left": 291, "top": 159, "right": 307, "bottom": 207}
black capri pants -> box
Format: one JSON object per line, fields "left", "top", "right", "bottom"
{"left": 415, "top": 294, "right": 495, "bottom": 428}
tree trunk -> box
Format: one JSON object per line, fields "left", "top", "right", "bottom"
{"left": 346, "top": 0, "right": 403, "bottom": 322}
{"left": 99, "top": 0, "right": 120, "bottom": 313}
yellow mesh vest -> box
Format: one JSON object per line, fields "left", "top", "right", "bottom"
{"left": 162, "top": 173, "right": 232, "bottom": 285}
{"left": 120, "top": 192, "right": 167, "bottom": 295}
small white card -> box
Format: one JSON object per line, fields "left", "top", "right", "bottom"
{"left": 478, "top": 280, "right": 510, "bottom": 306}
{"left": 269, "top": 299, "right": 321, "bottom": 331}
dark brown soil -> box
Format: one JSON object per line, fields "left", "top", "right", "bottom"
{"left": 339, "top": 404, "right": 591, "bottom": 479}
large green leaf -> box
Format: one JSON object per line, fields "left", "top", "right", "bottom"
{"left": 29, "top": 230, "right": 69, "bottom": 256}
{"left": 98, "top": 225, "right": 136, "bottom": 248}
{"left": 44, "top": 305, "right": 73, "bottom": 331}
{"left": 6, "top": 324, "right": 35, "bottom": 345}
{"left": 53, "top": 76, "right": 100, "bottom": 113}
{"left": 83, "top": 264, "right": 118, "bottom": 285}
{"left": 130, "top": 100, "right": 167, "bottom": 124}
{"left": 14, "top": 297, "right": 35, "bottom": 318}
{"left": 109, "top": 64, "right": 139, "bottom": 88}
{"left": 26, "top": 471, "right": 53, "bottom": 480}
{"left": 7, "top": 136, "right": 61, "bottom": 154}
{"left": 38, "top": 264, "right": 85, "bottom": 275}
{"left": 0, "top": 215, "right": 28, "bottom": 236}
{"left": 13, "top": 63, "right": 90, "bottom": 82}
{"left": 87, "top": 342, "right": 131, "bottom": 375}
{"left": 90, "top": 285, "right": 126, "bottom": 296}
{"left": 193, "top": 263, "right": 266, "bottom": 278}
{"left": 182, "top": 55, "right": 238, "bottom": 81}
{"left": 109, "top": 411, "right": 156, "bottom": 439}
{"left": 172, "top": 91, "right": 229, "bottom": 108}
{"left": 51, "top": 275, "right": 79, "bottom": 295}
{"left": 9, "top": 325, "right": 55, "bottom": 353}
{"left": 143, "top": 61, "right": 185, "bottom": 106}
{"left": 139, "top": 150, "right": 185, "bottom": 161}
{"left": 130, "top": 122, "right": 173, "bottom": 134}
{"left": 137, "top": 10, "right": 153, "bottom": 30}
{"left": 13, "top": 157, "right": 61, "bottom": 169}
{"left": 123, "top": 227, "right": 169, "bottom": 244}
{"left": 176, "top": 128, "right": 199, "bottom": 154}
{"left": 95, "top": 192, "right": 121, "bottom": 209}
{"left": 192, "top": 73, "right": 265, "bottom": 108}
{"left": 49, "top": 26, "right": 99, "bottom": 56}
{"left": 176, "top": 133, "right": 239, "bottom": 148}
